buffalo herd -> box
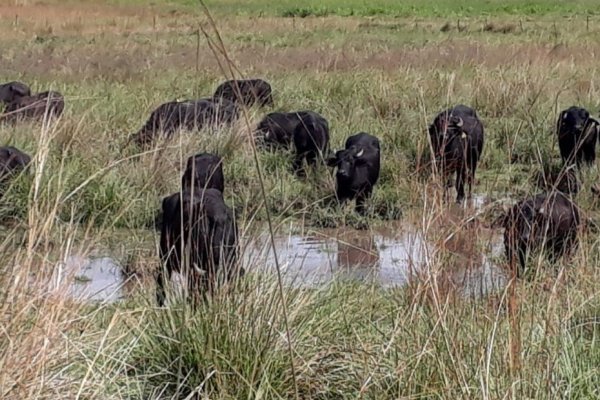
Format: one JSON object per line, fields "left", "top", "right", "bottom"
{"left": 0, "top": 76, "right": 596, "bottom": 301}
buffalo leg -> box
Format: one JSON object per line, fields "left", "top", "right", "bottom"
{"left": 188, "top": 269, "right": 209, "bottom": 308}
{"left": 551, "top": 233, "right": 578, "bottom": 264}
{"left": 441, "top": 161, "right": 452, "bottom": 203}
{"left": 335, "top": 190, "right": 350, "bottom": 208}
{"left": 455, "top": 164, "right": 466, "bottom": 203}
{"left": 517, "top": 246, "right": 528, "bottom": 277}
{"left": 156, "top": 266, "right": 172, "bottom": 307}
{"left": 582, "top": 146, "right": 596, "bottom": 166}
{"left": 505, "top": 239, "right": 522, "bottom": 277}
{"left": 355, "top": 189, "right": 372, "bottom": 215}
{"left": 467, "top": 155, "right": 478, "bottom": 199}
{"left": 306, "top": 151, "right": 318, "bottom": 168}
{"left": 293, "top": 154, "right": 306, "bottom": 177}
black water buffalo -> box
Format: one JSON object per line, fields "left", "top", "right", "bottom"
{"left": 0, "top": 146, "right": 31, "bottom": 185}
{"left": 327, "top": 132, "right": 381, "bottom": 214}
{"left": 154, "top": 153, "right": 225, "bottom": 231}
{"left": 0, "top": 81, "right": 31, "bottom": 105}
{"left": 213, "top": 78, "right": 273, "bottom": 108}
{"left": 556, "top": 106, "right": 599, "bottom": 167}
{"left": 157, "top": 188, "right": 240, "bottom": 305}
{"left": 181, "top": 153, "right": 225, "bottom": 193}
{"left": 129, "top": 98, "right": 239, "bottom": 147}
{"left": 1, "top": 91, "right": 64, "bottom": 123}
{"left": 255, "top": 111, "right": 298, "bottom": 149}
{"left": 428, "top": 104, "right": 484, "bottom": 203}
{"left": 212, "top": 97, "right": 240, "bottom": 125}
{"left": 255, "top": 111, "right": 329, "bottom": 174}
{"left": 292, "top": 111, "right": 329, "bottom": 175}
{"left": 502, "top": 191, "right": 580, "bottom": 276}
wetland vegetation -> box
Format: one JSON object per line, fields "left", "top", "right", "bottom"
{"left": 1, "top": 0, "right": 600, "bottom": 398}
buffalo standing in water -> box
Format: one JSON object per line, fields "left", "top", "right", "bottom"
{"left": 428, "top": 104, "right": 484, "bottom": 203}
{"left": 158, "top": 188, "right": 240, "bottom": 306}
{"left": 502, "top": 191, "right": 580, "bottom": 276}
{"left": 157, "top": 153, "right": 238, "bottom": 305}
{"left": 327, "top": 132, "right": 381, "bottom": 214}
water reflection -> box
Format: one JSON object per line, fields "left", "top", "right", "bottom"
{"left": 245, "top": 216, "right": 508, "bottom": 298}
{"left": 337, "top": 233, "right": 380, "bottom": 269}
{"left": 246, "top": 226, "right": 430, "bottom": 289}
{"left": 55, "top": 194, "right": 510, "bottom": 303}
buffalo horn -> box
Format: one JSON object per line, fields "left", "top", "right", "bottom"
{"left": 588, "top": 116, "right": 600, "bottom": 126}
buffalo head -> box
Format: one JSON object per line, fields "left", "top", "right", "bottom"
{"left": 0, "top": 82, "right": 31, "bottom": 105}
{"left": 429, "top": 115, "right": 466, "bottom": 155}
{"left": 327, "top": 146, "right": 365, "bottom": 179}
{"left": 558, "top": 106, "right": 600, "bottom": 136}
{"left": 559, "top": 107, "right": 589, "bottom": 132}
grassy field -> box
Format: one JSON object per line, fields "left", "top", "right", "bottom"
{"left": 201, "top": 0, "right": 600, "bottom": 17}
{"left": 1, "top": 0, "right": 600, "bottom": 399}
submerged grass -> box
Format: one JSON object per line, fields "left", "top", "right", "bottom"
{"left": 1, "top": 0, "right": 600, "bottom": 399}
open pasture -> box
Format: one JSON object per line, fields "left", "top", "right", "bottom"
{"left": 1, "top": 1, "right": 600, "bottom": 399}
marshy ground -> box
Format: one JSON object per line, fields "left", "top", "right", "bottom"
{"left": 1, "top": 1, "right": 600, "bottom": 399}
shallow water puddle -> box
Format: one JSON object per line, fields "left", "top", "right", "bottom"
{"left": 245, "top": 226, "right": 429, "bottom": 288}
{"left": 60, "top": 255, "right": 126, "bottom": 302}
{"left": 58, "top": 194, "right": 510, "bottom": 301}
